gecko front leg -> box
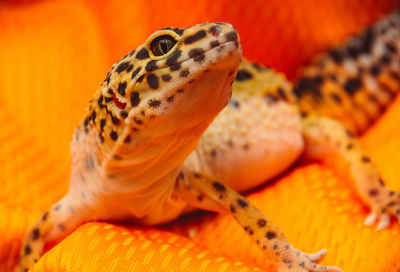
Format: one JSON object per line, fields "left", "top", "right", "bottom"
{"left": 176, "top": 170, "right": 342, "bottom": 272}
{"left": 16, "top": 194, "right": 91, "bottom": 272}
{"left": 302, "top": 114, "right": 400, "bottom": 229}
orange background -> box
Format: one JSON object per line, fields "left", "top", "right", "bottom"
{"left": 1, "top": 0, "right": 400, "bottom": 271}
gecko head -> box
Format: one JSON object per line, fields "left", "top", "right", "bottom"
{"left": 100, "top": 22, "right": 241, "bottom": 143}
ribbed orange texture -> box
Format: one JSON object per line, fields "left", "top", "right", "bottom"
{"left": 0, "top": 0, "right": 399, "bottom": 271}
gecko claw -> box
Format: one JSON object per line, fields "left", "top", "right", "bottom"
{"left": 364, "top": 211, "right": 378, "bottom": 226}
{"left": 376, "top": 213, "right": 391, "bottom": 230}
{"left": 305, "top": 249, "right": 327, "bottom": 262}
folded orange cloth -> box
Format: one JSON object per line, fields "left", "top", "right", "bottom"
{"left": 0, "top": 0, "right": 399, "bottom": 271}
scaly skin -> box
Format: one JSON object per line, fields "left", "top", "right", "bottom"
{"left": 17, "top": 11, "right": 400, "bottom": 272}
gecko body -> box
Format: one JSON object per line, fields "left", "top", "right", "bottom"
{"left": 17, "top": 12, "right": 400, "bottom": 272}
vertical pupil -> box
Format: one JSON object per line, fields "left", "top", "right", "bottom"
{"left": 159, "top": 40, "right": 171, "bottom": 54}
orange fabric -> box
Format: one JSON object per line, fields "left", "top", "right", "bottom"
{"left": 1, "top": 0, "right": 400, "bottom": 271}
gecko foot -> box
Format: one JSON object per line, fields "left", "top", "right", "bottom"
{"left": 364, "top": 189, "right": 400, "bottom": 230}
{"left": 277, "top": 245, "right": 342, "bottom": 272}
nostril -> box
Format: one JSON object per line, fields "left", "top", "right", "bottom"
{"left": 209, "top": 25, "right": 222, "bottom": 37}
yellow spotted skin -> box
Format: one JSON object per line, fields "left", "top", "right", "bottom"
{"left": 17, "top": 12, "right": 400, "bottom": 272}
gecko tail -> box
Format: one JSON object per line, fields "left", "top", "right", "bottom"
{"left": 294, "top": 10, "right": 400, "bottom": 134}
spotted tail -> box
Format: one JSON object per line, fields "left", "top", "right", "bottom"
{"left": 294, "top": 10, "right": 400, "bottom": 134}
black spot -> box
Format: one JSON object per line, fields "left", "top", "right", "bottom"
{"left": 84, "top": 116, "right": 89, "bottom": 127}
{"left": 183, "top": 30, "right": 206, "bottom": 44}
{"left": 99, "top": 133, "right": 104, "bottom": 144}
{"left": 197, "top": 195, "right": 204, "bottom": 202}
{"left": 166, "top": 50, "right": 182, "bottom": 65}
{"left": 137, "top": 74, "right": 145, "bottom": 83}
{"left": 167, "top": 95, "right": 174, "bottom": 102}
{"left": 133, "top": 117, "right": 143, "bottom": 125}
{"left": 230, "top": 204, "right": 236, "bottom": 213}
{"left": 111, "top": 115, "right": 120, "bottom": 125}
{"left": 347, "top": 143, "right": 354, "bottom": 150}
{"left": 344, "top": 78, "right": 362, "bottom": 95}
{"left": 131, "top": 92, "right": 141, "bottom": 107}
{"left": 120, "top": 110, "right": 128, "bottom": 118}
{"left": 177, "top": 89, "right": 184, "bottom": 93}
{"left": 230, "top": 99, "right": 240, "bottom": 108}
{"left": 108, "top": 88, "right": 114, "bottom": 95}
{"left": 170, "top": 63, "right": 182, "bottom": 71}
{"left": 54, "top": 204, "right": 61, "bottom": 211}
{"left": 24, "top": 245, "right": 32, "bottom": 255}
{"left": 237, "top": 199, "right": 248, "bottom": 208}
{"left": 180, "top": 69, "right": 190, "bottom": 77}
{"left": 209, "top": 25, "right": 222, "bottom": 36}
{"left": 124, "top": 135, "right": 131, "bottom": 143}
{"left": 194, "top": 53, "right": 205, "bottom": 63}
{"left": 145, "top": 60, "right": 158, "bottom": 72}
{"left": 390, "top": 71, "right": 400, "bottom": 81}
{"left": 100, "top": 119, "right": 106, "bottom": 131}
{"left": 329, "top": 49, "right": 344, "bottom": 63}
{"left": 362, "top": 156, "right": 371, "bottom": 163}
{"left": 104, "top": 72, "right": 111, "bottom": 85}
{"left": 162, "top": 74, "right": 172, "bottom": 82}
{"left": 148, "top": 99, "right": 161, "bottom": 107}
{"left": 126, "top": 65, "right": 133, "bottom": 73}
{"left": 116, "top": 61, "right": 130, "bottom": 73}
{"left": 147, "top": 74, "right": 160, "bottom": 89}
{"left": 330, "top": 93, "right": 342, "bottom": 104}
{"left": 118, "top": 82, "right": 127, "bottom": 96}
{"left": 32, "top": 228, "right": 40, "bottom": 240}
{"left": 172, "top": 27, "right": 184, "bottom": 35}
{"left": 212, "top": 182, "right": 226, "bottom": 192}
{"left": 369, "top": 188, "right": 379, "bottom": 197}
{"left": 363, "top": 26, "right": 376, "bottom": 48}
{"left": 235, "top": 69, "right": 253, "bottom": 81}
{"left": 193, "top": 172, "right": 201, "bottom": 178}
{"left": 277, "top": 88, "right": 288, "bottom": 101}
{"left": 188, "top": 48, "right": 204, "bottom": 58}
{"left": 210, "top": 149, "right": 217, "bottom": 157}
{"left": 131, "top": 67, "right": 142, "bottom": 79}
{"left": 381, "top": 54, "right": 391, "bottom": 64}
{"left": 113, "top": 154, "right": 122, "bottom": 160}
{"left": 91, "top": 111, "right": 96, "bottom": 122}
{"left": 266, "top": 231, "right": 276, "bottom": 240}
{"left": 379, "top": 178, "right": 385, "bottom": 186}
{"left": 136, "top": 47, "right": 149, "bottom": 59}
{"left": 257, "top": 219, "right": 266, "bottom": 227}
{"left": 104, "top": 96, "right": 113, "bottom": 103}
{"left": 59, "top": 224, "right": 65, "bottom": 231}
{"left": 293, "top": 77, "right": 323, "bottom": 100}
{"left": 110, "top": 131, "right": 118, "bottom": 141}
{"left": 265, "top": 93, "right": 278, "bottom": 103}
{"left": 42, "top": 212, "right": 48, "bottom": 221}
{"left": 98, "top": 95, "right": 104, "bottom": 108}
{"left": 225, "top": 31, "right": 237, "bottom": 42}
{"left": 210, "top": 40, "right": 219, "bottom": 48}
{"left": 385, "top": 42, "right": 397, "bottom": 54}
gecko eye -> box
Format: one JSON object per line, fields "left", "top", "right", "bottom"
{"left": 150, "top": 35, "right": 177, "bottom": 56}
